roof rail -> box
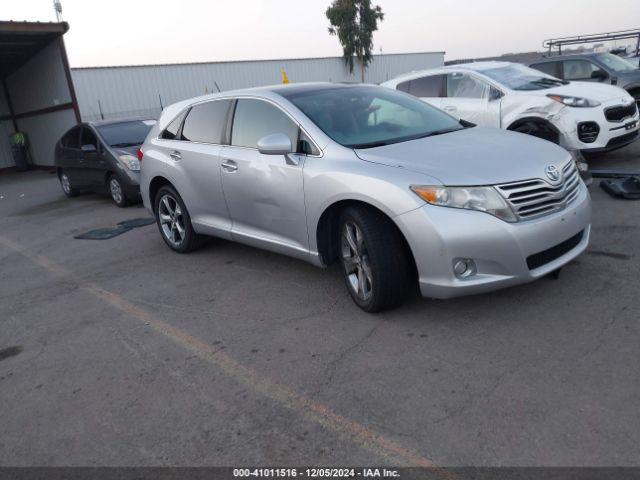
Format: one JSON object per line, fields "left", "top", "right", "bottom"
{"left": 543, "top": 28, "right": 640, "bottom": 56}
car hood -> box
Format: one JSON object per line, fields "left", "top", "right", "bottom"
{"left": 353, "top": 127, "right": 572, "bottom": 186}
{"left": 541, "top": 81, "right": 632, "bottom": 102}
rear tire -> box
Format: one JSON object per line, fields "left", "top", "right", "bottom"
{"left": 59, "top": 170, "right": 79, "bottom": 197}
{"left": 154, "top": 185, "right": 203, "bottom": 253}
{"left": 338, "top": 205, "right": 412, "bottom": 313}
{"left": 108, "top": 174, "right": 129, "bottom": 208}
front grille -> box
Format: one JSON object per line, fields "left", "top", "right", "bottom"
{"left": 605, "top": 103, "right": 638, "bottom": 122}
{"left": 526, "top": 231, "right": 584, "bottom": 270}
{"left": 606, "top": 130, "right": 639, "bottom": 149}
{"left": 496, "top": 161, "right": 581, "bottom": 220}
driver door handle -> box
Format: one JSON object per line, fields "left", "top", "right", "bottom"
{"left": 169, "top": 150, "right": 182, "bottom": 161}
{"left": 221, "top": 159, "right": 238, "bottom": 172}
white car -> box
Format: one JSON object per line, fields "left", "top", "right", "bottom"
{"left": 382, "top": 62, "right": 639, "bottom": 153}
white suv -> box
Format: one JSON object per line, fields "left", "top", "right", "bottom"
{"left": 382, "top": 61, "right": 639, "bottom": 153}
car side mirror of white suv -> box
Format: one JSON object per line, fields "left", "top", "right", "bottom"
{"left": 258, "top": 133, "right": 293, "bottom": 155}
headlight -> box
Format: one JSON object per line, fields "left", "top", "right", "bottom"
{"left": 547, "top": 94, "right": 601, "bottom": 108}
{"left": 410, "top": 185, "right": 517, "bottom": 223}
{"left": 119, "top": 154, "right": 140, "bottom": 171}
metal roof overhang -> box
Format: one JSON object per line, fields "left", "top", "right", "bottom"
{"left": 0, "top": 21, "right": 69, "bottom": 80}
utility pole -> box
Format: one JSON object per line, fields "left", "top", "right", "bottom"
{"left": 53, "top": 0, "right": 63, "bottom": 22}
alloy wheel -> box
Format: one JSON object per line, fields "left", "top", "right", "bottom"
{"left": 158, "top": 194, "right": 186, "bottom": 247}
{"left": 109, "top": 178, "right": 123, "bottom": 204}
{"left": 341, "top": 221, "right": 373, "bottom": 302}
{"left": 61, "top": 173, "right": 71, "bottom": 195}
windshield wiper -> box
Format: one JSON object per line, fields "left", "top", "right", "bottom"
{"left": 534, "top": 78, "right": 569, "bottom": 86}
{"left": 414, "top": 127, "right": 463, "bottom": 139}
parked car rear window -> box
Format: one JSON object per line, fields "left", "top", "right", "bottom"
{"left": 97, "top": 120, "right": 156, "bottom": 147}
{"left": 283, "top": 86, "right": 464, "bottom": 149}
{"left": 480, "top": 64, "right": 565, "bottom": 91}
{"left": 397, "top": 75, "right": 445, "bottom": 97}
{"left": 530, "top": 61, "right": 562, "bottom": 78}
{"left": 181, "top": 100, "right": 231, "bottom": 144}
{"left": 231, "top": 99, "right": 299, "bottom": 149}
{"left": 61, "top": 126, "right": 80, "bottom": 148}
{"left": 595, "top": 53, "right": 638, "bottom": 73}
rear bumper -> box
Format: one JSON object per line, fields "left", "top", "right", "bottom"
{"left": 395, "top": 182, "right": 591, "bottom": 299}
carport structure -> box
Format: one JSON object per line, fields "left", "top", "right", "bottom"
{"left": 0, "top": 21, "right": 80, "bottom": 170}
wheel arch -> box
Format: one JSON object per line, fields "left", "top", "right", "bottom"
{"left": 148, "top": 175, "right": 175, "bottom": 212}
{"left": 315, "top": 199, "right": 417, "bottom": 275}
{"left": 506, "top": 116, "right": 561, "bottom": 144}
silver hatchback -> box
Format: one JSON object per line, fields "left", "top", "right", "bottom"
{"left": 140, "top": 83, "right": 591, "bottom": 312}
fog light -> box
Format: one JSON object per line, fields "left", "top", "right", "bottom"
{"left": 453, "top": 258, "right": 477, "bottom": 279}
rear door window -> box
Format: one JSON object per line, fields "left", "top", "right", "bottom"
{"left": 446, "top": 73, "right": 490, "bottom": 99}
{"left": 180, "top": 100, "right": 231, "bottom": 144}
{"left": 563, "top": 60, "right": 602, "bottom": 80}
{"left": 231, "top": 98, "right": 299, "bottom": 149}
{"left": 397, "top": 75, "right": 445, "bottom": 97}
{"left": 81, "top": 127, "right": 98, "bottom": 149}
{"left": 530, "top": 61, "right": 562, "bottom": 78}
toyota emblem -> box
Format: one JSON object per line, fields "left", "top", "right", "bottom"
{"left": 545, "top": 164, "right": 560, "bottom": 182}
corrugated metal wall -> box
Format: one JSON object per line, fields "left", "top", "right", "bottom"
{"left": 72, "top": 52, "right": 444, "bottom": 121}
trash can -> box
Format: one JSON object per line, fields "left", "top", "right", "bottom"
{"left": 9, "top": 132, "right": 29, "bottom": 172}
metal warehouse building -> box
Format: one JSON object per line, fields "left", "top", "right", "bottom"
{"left": 71, "top": 52, "right": 444, "bottom": 122}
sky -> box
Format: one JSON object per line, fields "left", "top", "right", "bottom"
{"left": 4, "top": 0, "right": 640, "bottom": 67}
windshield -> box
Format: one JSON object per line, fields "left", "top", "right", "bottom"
{"left": 282, "top": 86, "right": 464, "bottom": 149}
{"left": 97, "top": 120, "right": 156, "bottom": 147}
{"left": 480, "top": 64, "right": 567, "bottom": 91}
{"left": 595, "top": 53, "right": 638, "bottom": 73}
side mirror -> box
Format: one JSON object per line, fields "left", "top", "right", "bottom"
{"left": 591, "top": 70, "right": 608, "bottom": 81}
{"left": 81, "top": 144, "right": 97, "bottom": 153}
{"left": 257, "top": 133, "right": 292, "bottom": 155}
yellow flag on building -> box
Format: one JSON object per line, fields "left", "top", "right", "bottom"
{"left": 281, "top": 68, "right": 290, "bottom": 84}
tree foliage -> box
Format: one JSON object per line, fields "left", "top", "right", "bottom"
{"left": 326, "top": 0, "right": 384, "bottom": 81}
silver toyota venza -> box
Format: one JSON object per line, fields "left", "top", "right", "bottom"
{"left": 140, "top": 83, "right": 591, "bottom": 312}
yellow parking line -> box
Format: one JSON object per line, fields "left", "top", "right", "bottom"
{"left": 0, "top": 235, "right": 452, "bottom": 473}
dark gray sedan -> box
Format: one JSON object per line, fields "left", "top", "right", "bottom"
{"left": 54, "top": 118, "right": 156, "bottom": 207}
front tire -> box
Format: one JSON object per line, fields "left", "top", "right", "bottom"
{"left": 510, "top": 120, "right": 560, "bottom": 145}
{"left": 108, "top": 175, "right": 129, "bottom": 208}
{"left": 154, "top": 185, "right": 203, "bottom": 253}
{"left": 59, "top": 170, "right": 80, "bottom": 197}
{"left": 338, "top": 206, "right": 412, "bottom": 313}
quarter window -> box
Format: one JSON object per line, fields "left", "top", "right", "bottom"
{"left": 446, "top": 73, "right": 490, "bottom": 99}
{"left": 160, "top": 110, "right": 188, "bottom": 140}
{"left": 231, "top": 99, "right": 299, "bottom": 149}
{"left": 298, "top": 130, "right": 320, "bottom": 155}
{"left": 181, "top": 100, "right": 231, "bottom": 144}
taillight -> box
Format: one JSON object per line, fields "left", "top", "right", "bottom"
{"left": 137, "top": 148, "right": 144, "bottom": 161}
